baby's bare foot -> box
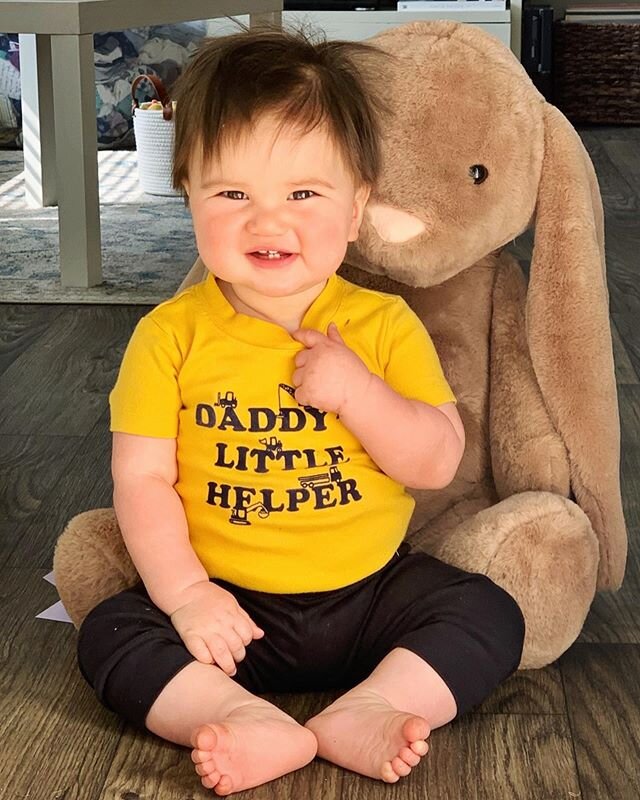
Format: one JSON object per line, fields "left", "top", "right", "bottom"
{"left": 305, "top": 687, "right": 430, "bottom": 783}
{"left": 191, "top": 699, "right": 317, "bottom": 795}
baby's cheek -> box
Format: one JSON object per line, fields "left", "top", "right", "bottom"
{"left": 308, "top": 217, "right": 350, "bottom": 261}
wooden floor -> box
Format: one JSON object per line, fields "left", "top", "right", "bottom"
{"left": 1, "top": 125, "right": 639, "bottom": 800}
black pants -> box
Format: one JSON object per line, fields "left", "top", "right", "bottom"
{"left": 78, "top": 542, "right": 525, "bottom": 731}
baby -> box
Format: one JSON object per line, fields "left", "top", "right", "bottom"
{"left": 77, "top": 24, "right": 525, "bottom": 796}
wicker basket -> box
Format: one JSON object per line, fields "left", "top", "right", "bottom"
{"left": 131, "top": 74, "right": 179, "bottom": 196}
{"left": 554, "top": 21, "right": 640, "bottom": 124}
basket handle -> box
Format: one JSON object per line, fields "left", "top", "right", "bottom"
{"left": 131, "top": 74, "right": 173, "bottom": 121}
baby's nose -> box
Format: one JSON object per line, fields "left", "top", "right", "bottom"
{"left": 246, "top": 207, "right": 289, "bottom": 236}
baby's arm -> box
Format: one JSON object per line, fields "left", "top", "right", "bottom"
{"left": 292, "top": 325, "right": 464, "bottom": 491}
{"left": 340, "top": 384, "right": 465, "bottom": 491}
{"left": 112, "top": 432, "right": 264, "bottom": 673}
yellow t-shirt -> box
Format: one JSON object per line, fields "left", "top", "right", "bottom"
{"left": 109, "top": 273, "right": 456, "bottom": 592}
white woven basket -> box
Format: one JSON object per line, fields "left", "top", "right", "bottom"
{"left": 133, "top": 108, "right": 178, "bottom": 196}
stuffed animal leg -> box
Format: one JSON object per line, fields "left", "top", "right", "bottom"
{"left": 415, "top": 492, "right": 599, "bottom": 668}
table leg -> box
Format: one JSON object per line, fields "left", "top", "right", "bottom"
{"left": 249, "top": 11, "right": 283, "bottom": 27}
{"left": 50, "top": 33, "right": 102, "bottom": 287}
{"left": 18, "top": 33, "right": 57, "bottom": 207}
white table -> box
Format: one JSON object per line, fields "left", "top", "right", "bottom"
{"left": 2, "top": 0, "right": 282, "bottom": 287}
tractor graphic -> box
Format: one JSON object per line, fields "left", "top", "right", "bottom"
{"left": 298, "top": 465, "right": 342, "bottom": 489}
{"left": 258, "top": 436, "right": 283, "bottom": 457}
{"left": 215, "top": 391, "right": 237, "bottom": 408}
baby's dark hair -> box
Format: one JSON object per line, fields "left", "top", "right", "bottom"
{"left": 171, "top": 21, "right": 393, "bottom": 206}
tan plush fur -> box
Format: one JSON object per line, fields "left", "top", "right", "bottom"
{"left": 53, "top": 22, "right": 627, "bottom": 669}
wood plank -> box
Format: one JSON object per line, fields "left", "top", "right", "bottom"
{"left": 613, "top": 309, "right": 640, "bottom": 386}
{"left": 0, "top": 304, "right": 146, "bottom": 437}
{"left": 583, "top": 127, "right": 640, "bottom": 144}
{"left": 475, "top": 664, "right": 565, "bottom": 714}
{"left": 98, "top": 682, "right": 575, "bottom": 800}
{"left": 580, "top": 375, "right": 639, "bottom": 644}
{"left": 100, "top": 692, "right": 344, "bottom": 800}
{"left": 4, "top": 410, "right": 114, "bottom": 568}
{"left": 601, "top": 138, "right": 640, "bottom": 200}
{"left": 619, "top": 386, "right": 640, "bottom": 531}
{"left": 604, "top": 217, "right": 640, "bottom": 322}
{"left": 0, "top": 433, "right": 84, "bottom": 559}
{"left": 0, "top": 567, "right": 125, "bottom": 800}
{"left": 612, "top": 317, "right": 640, "bottom": 385}
{"left": 560, "top": 643, "right": 640, "bottom": 799}
{"left": 580, "top": 527, "right": 639, "bottom": 645}
{"left": 579, "top": 130, "right": 639, "bottom": 214}
{"left": 342, "top": 713, "right": 579, "bottom": 800}
{"left": 0, "top": 304, "right": 63, "bottom": 376}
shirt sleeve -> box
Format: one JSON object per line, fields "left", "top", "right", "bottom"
{"left": 109, "top": 315, "right": 183, "bottom": 437}
{"left": 382, "top": 298, "right": 456, "bottom": 407}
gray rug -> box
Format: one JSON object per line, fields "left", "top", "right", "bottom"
{"left": 0, "top": 150, "right": 198, "bottom": 305}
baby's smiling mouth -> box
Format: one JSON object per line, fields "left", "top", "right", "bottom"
{"left": 250, "top": 250, "right": 293, "bottom": 260}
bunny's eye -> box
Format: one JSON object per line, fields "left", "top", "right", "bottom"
{"left": 469, "top": 164, "right": 489, "bottom": 185}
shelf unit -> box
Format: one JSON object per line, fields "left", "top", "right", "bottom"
{"left": 208, "top": 3, "right": 522, "bottom": 59}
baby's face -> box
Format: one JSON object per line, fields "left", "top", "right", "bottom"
{"left": 184, "top": 113, "right": 370, "bottom": 302}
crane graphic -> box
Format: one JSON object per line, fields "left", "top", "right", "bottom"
{"left": 277, "top": 382, "right": 319, "bottom": 417}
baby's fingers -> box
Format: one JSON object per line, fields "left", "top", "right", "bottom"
{"left": 206, "top": 634, "right": 237, "bottom": 676}
{"left": 233, "top": 617, "right": 256, "bottom": 647}
{"left": 183, "top": 634, "right": 214, "bottom": 665}
{"left": 238, "top": 608, "right": 265, "bottom": 639}
{"left": 225, "top": 630, "right": 247, "bottom": 664}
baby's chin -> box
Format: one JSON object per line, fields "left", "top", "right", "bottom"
{"left": 243, "top": 271, "right": 332, "bottom": 297}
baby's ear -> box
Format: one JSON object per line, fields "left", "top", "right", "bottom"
{"left": 349, "top": 184, "right": 372, "bottom": 241}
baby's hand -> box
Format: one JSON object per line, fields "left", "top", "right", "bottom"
{"left": 291, "top": 323, "right": 372, "bottom": 415}
{"left": 169, "top": 580, "right": 264, "bottom": 676}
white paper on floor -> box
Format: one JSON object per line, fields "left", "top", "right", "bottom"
{"left": 37, "top": 570, "right": 73, "bottom": 624}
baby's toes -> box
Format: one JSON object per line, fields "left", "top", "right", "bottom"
{"left": 192, "top": 723, "right": 217, "bottom": 751}
{"left": 410, "top": 739, "right": 429, "bottom": 756}
{"left": 201, "top": 771, "right": 221, "bottom": 790}
{"left": 191, "top": 747, "right": 209, "bottom": 765}
{"left": 214, "top": 774, "right": 234, "bottom": 795}
{"left": 381, "top": 761, "right": 401, "bottom": 783}
{"left": 391, "top": 756, "right": 412, "bottom": 777}
{"left": 399, "top": 746, "right": 421, "bottom": 767}
{"left": 194, "top": 759, "right": 218, "bottom": 777}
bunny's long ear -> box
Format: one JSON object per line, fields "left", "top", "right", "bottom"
{"left": 527, "top": 104, "right": 627, "bottom": 589}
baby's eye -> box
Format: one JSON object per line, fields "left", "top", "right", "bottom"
{"left": 290, "top": 190, "right": 316, "bottom": 200}
{"left": 220, "top": 190, "right": 247, "bottom": 200}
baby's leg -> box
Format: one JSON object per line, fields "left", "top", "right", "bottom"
{"left": 77, "top": 584, "right": 316, "bottom": 797}
{"left": 146, "top": 661, "right": 317, "bottom": 796}
{"left": 305, "top": 647, "right": 448, "bottom": 782}
{"left": 305, "top": 553, "right": 525, "bottom": 782}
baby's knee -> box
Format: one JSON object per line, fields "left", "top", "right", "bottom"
{"left": 77, "top": 592, "right": 123, "bottom": 687}
{"left": 464, "top": 573, "right": 526, "bottom": 673}
{"left": 77, "top": 586, "right": 190, "bottom": 730}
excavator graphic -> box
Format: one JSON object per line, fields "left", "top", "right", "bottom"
{"left": 229, "top": 502, "right": 269, "bottom": 525}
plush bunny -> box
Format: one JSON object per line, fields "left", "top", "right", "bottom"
{"left": 54, "top": 21, "right": 627, "bottom": 669}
